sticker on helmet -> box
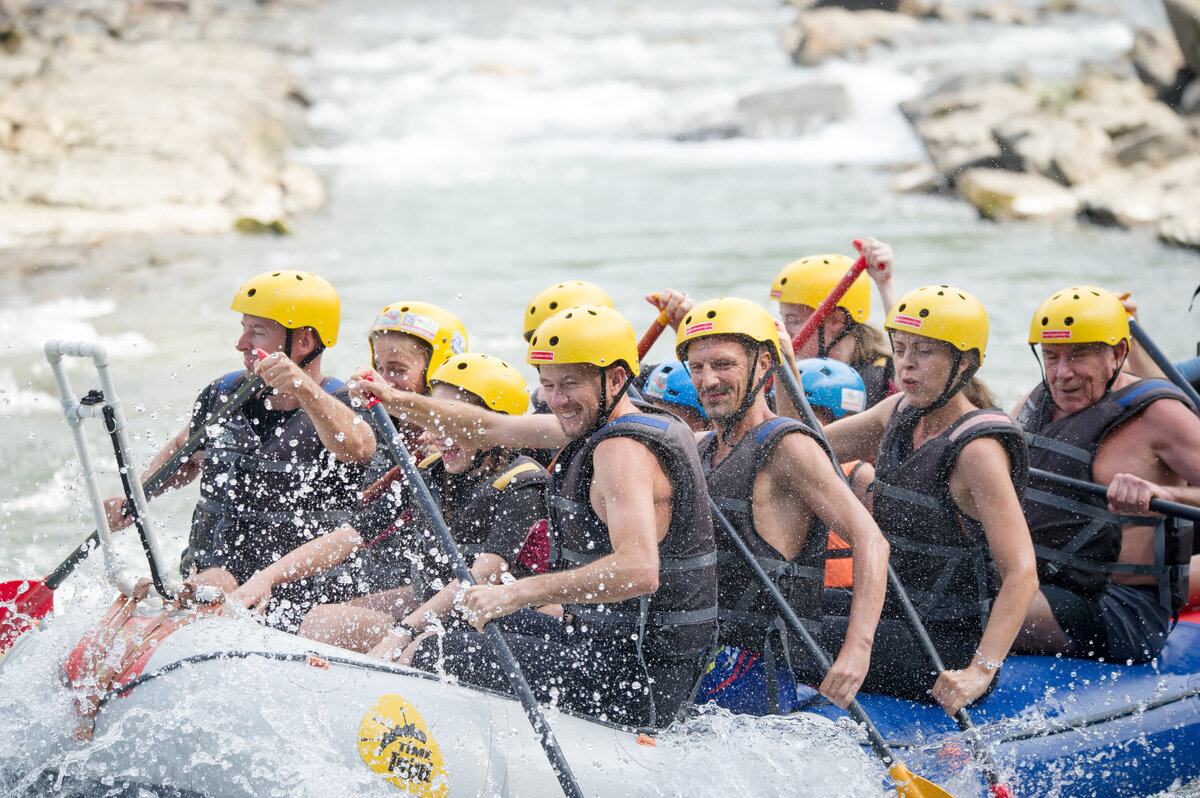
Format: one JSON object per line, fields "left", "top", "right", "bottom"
{"left": 840, "top": 388, "right": 866, "bottom": 414}
{"left": 397, "top": 312, "right": 440, "bottom": 341}
{"left": 450, "top": 331, "right": 467, "bottom": 355}
{"left": 768, "top": 289, "right": 783, "bottom": 299}
{"left": 645, "top": 372, "right": 669, "bottom": 399}
{"left": 892, "top": 314, "right": 922, "bottom": 329}
{"left": 529, "top": 350, "right": 555, "bottom": 362}
{"left": 358, "top": 694, "right": 449, "bottom": 798}
{"left": 1041, "top": 330, "right": 1071, "bottom": 340}
{"left": 685, "top": 322, "right": 715, "bottom": 335}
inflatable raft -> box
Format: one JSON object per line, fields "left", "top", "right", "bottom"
{"left": 701, "top": 612, "right": 1200, "bottom": 798}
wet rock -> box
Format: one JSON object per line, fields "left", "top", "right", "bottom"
{"left": 735, "top": 83, "right": 851, "bottom": 135}
{"left": 890, "top": 162, "right": 946, "bottom": 193}
{"left": 1181, "top": 76, "right": 1200, "bottom": 113}
{"left": 1159, "top": 216, "right": 1200, "bottom": 250}
{"left": 957, "top": 167, "right": 1079, "bottom": 221}
{"left": 785, "top": 7, "right": 920, "bottom": 66}
{"left": 1164, "top": 0, "right": 1200, "bottom": 76}
{"left": 1075, "top": 155, "right": 1200, "bottom": 228}
{"left": 1110, "top": 126, "right": 1195, "bottom": 167}
{"left": 970, "top": 1, "right": 1037, "bottom": 25}
{"left": 1132, "top": 27, "right": 1188, "bottom": 102}
{"left": 994, "top": 116, "right": 1112, "bottom": 185}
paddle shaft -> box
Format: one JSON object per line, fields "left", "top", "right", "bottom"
{"left": 42, "top": 374, "right": 264, "bottom": 591}
{"left": 790, "top": 255, "right": 867, "bottom": 354}
{"left": 776, "top": 361, "right": 1010, "bottom": 792}
{"left": 365, "top": 402, "right": 585, "bottom": 798}
{"left": 1129, "top": 318, "right": 1200, "bottom": 412}
{"left": 638, "top": 310, "right": 670, "bottom": 361}
{"left": 1031, "top": 467, "right": 1200, "bottom": 525}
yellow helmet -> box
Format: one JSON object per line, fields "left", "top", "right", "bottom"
{"left": 369, "top": 301, "right": 469, "bottom": 386}
{"left": 527, "top": 305, "right": 640, "bottom": 377}
{"left": 675, "top": 297, "right": 783, "bottom": 365}
{"left": 885, "top": 285, "right": 989, "bottom": 362}
{"left": 770, "top": 254, "right": 871, "bottom": 323}
{"left": 523, "top": 281, "right": 614, "bottom": 341}
{"left": 231, "top": 270, "right": 340, "bottom": 347}
{"left": 430, "top": 353, "right": 529, "bottom": 416}
{"left": 1028, "top": 286, "right": 1129, "bottom": 348}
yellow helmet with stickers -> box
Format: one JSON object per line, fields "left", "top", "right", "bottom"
{"left": 770, "top": 254, "right": 870, "bottom": 323}
{"left": 430, "top": 353, "right": 529, "bottom": 416}
{"left": 885, "top": 285, "right": 989, "bottom": 362}
{"left": 675, "top": 297, "right": 783, "bottom": 365}
{"left": 527, "top": 305, "right": 640, "bottom": 377}
{"left": 1028, "top": 285, "right": 1129, "bottom": 348}
{"left": 369, "top": 301, "right": 469, "bottom": 387}
{"left": 231, "top": 270, "right": 341, "bottom": 348}
{"left": 523, "top": 281, "right": 614, "bottom": 342}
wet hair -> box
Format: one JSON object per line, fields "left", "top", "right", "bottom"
{"left": 851, "top": 322, "right": 892, "bottom": 367}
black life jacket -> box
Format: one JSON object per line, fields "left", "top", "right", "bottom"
{"left": 549, "top": 408, "right": 718, "bottom": 665}
{"left": 1019, "top": 379, "right": 1195, "bottom": 611}
{"left": 856, "top": 355, "right": 897, "bottom": 410}
{"left": 408, "top": 454, "right": 552, "bottom": 601}
{"left": 699, "top": 417, "right": 829, "bottom": 652}
{"left": 187, "top": 371, "right": 366, "bottom": 580}
{"left": 873, "top": 402, "right": 1027, "bottom": 629}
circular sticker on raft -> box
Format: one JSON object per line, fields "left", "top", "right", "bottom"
{"left": 359, "top": 694, "right": 449, "bottom": 797}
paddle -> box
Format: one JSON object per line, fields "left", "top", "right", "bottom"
{"left": 362, "top": 396, "right": 585, "bottom": 798}
{"left": 775, "top": 362, "right": 1013, "bottom": 796}
{"left": 709, "top": 500, "right": 953, "bottom": 798}
{"left": 1030, "top": 468, "right": 1200, "bottom": 525}
{"left": 638, "top": 294, "right": 671, "bottom": 361}
{"left": 1128, "top": 318, "right": 1200, "bottom": 413}
{"left": 0, "top": 364, "right": 265, "bottom": 651}
{"left": 790, "top": 250, "right": 868, "bottom": 354}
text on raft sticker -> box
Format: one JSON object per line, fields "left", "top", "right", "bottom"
{"left": 684, "top": 322, "right": 715, "bottom": 336}
{"left": 529, "top": 350, "right": 555, "bottom": 362}
{"left": 891, "top": 314, "right": 923, "bottom": 330}
{"left": 1041, "top": 330, "right": 1072, "bottom": 340}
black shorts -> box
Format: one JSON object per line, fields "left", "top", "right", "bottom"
{"left": 1042, "top": 583, "right": 1170, "bottom": 664}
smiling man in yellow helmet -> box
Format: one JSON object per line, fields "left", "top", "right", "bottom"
{"left": 102, "top": 271, "right": 377, "bottom": 596}
{"left": 353, "top": 304, "right": 717, "bottom": 729}
{"left": 1012, "top": 286, "right": 1200, "bottom": 664}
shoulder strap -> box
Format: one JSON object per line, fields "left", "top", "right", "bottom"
{"left": 216, "top": 370, "right": 244, "bottom": 393}
{"left": 493, "top": 461, "right": 543, "bottom": 491}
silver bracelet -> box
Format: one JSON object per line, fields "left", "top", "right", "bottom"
{"left": 974, "top": 649, "right": 1004, "bottom": 671}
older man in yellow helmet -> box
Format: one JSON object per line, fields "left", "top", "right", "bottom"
{"left": 104, "top": 271, "right": 377, "bottom": 596}
{"left": 1013, "top": 286, "right": 1200, "bottom": 664}
{"left": 354, "top": 304, "right": 716, "bottom": 729}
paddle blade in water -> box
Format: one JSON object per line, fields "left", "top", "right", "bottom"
{"left": 989, "top": 785, "right": 1015, "bottom": 798}
{"left": 889, "top": 761, "right": 956, "bottom": 798}
{"left": 0, "top": 579, "right": 53, "bottom": 651}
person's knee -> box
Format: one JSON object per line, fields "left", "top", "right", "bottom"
{"left": 192, "top": 567, "right": 238, "bottom": 595}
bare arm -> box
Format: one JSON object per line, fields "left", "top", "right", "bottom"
{"left": 775, "top": 435, "right": 888, "bottom": 707}
{"left": 103, "top": 423, "right": 204, "bottom": 531}
{"left": 351, "top": 366, "right": 569, "bottom": 451}
{"left": 458, "top": 437, "right": 664, "bottom": 627}
{"left": 229, "top": 525, "right": 366, "bottom": 613}
{"left": 825, "top": 393, "right": 898, "bottom": 463}
{"left": 856, "top": 237, "right": 897, "bottom": 314}
{"left": 936, "top": 437, "right": 1039, "bottom": 716}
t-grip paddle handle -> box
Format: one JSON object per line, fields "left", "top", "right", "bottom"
{"left": 638, "top": 294, "right": 671, "bottom": 361}
{"left": 790, "top": 252, "right": 869, "bottom": 354}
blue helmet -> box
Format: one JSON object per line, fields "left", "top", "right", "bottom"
{"left": 643, "top": 360, "right": 706, "bottom": 418}
{"left": 796, "top": 358, "right": 866, "bottom": 419}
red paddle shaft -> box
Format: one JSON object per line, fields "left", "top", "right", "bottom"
{"left": 637, "top": 311, "right": 671, "bottom": 361}
{"left": 790, "top": 254, "right": 868, "bottom": 354}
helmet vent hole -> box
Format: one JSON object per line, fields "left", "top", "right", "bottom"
{"left": 531, "top": 336, "right": 538, "bottom": 345}
{"left": 1041, "top": 316, "right": 1049, "bottom": 326}
{"left": 683, "top": 314, "right": 692, "bottom": 325}
{"left": 1064, "top": 316, "right": 1074, "bottom": 326}
{"left": 919, "top": 309, "right": 930, "bottom": 318}
{"left": 529, "top": 307, "right": 536, "bottom": 315}
{"left": 564, "top": 312, "right": 573, "bottom": 319}
{"left": 400, "top": 305, "right": 409, "bottom": 312}
{"left": 898, "top": 303, "right": 906, "bottom": 312}
{"left": 587, "top": 309, "right": 597, "bottom": 316}
{"left": 1073, "top": 294, "right": 1080, "bottom": 300}
{"left": 706, "top": 310, "right": 717, "bottom": 319}
{"left": 549, "top": 301, "right": 558, "bottom": 310}
{"left": 936, "top": 290, "right": 944, "bottom": 296}
{"left": 549, "top": 336, "right": 560, "bottom": 346}
{"left": 780, "top": 277, "right": 788, "bottom": 285}
{"left": 271, "top": 272, "right": 281, "bottom": 277}
{"left": 247, "top": 288, "right": 257, "bottom": 297}
{"left": 295, "top": 275, "right": 303, "bottom": 281}
{"left": 456, "top": 362, "right": 468, "bottom": 370}
{"left": 957, "top": 293, "right": 966, "bottom": 300}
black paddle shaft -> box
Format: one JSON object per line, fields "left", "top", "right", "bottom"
{"left": 1031, "top": 467, "right": 1200, "bottom": 525}
{"left": 44, "top": 376, "right": 264, "bottom": 590}
{"left": 366, "top": 403, "right": 586, "bottom": 798}
{"left": 774, "top": 363, "right": 1009, "bottom": 787}
{"left": 1130, "top": 319, "right": 1200, "bottom": 413}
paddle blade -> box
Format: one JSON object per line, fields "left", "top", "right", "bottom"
{"left": 889, "top": 762, "right": 956, "bottom": 798}
{"left": 989, "top": 786, "right": 1015, "bottom": 798}
{"left": 0, "top": 579, "right": 54, "bottom": 651}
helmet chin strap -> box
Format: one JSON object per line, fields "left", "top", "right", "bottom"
{"left": 585, "top": 366, "right": 633, "bottom": 438}
{"left": 815, "top": 314, "right": 855, "bottom": 359}
{"left": 282, "top": 327, "right": 324, "bottom": 369}
{"left": 916, "top": 350, "right": 977, "bottom": 416}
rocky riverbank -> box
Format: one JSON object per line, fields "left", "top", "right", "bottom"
{"left": 0, "top": 0, "right": 324, "bottom": 253}
{"left": 787, "top": 0, "right": 1200, "bottom": 252}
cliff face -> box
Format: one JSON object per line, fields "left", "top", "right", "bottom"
{"left": 0, "top": 1, "right": 325, "bottom": 249}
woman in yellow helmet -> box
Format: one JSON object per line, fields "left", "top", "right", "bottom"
{"left": 820, "top": 286, "right": 1039, "bottom": 716}
{"left": 233, "top": 353, "right": 551, "bottom": 657}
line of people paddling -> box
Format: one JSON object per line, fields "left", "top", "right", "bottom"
{"left": 101, "top": 245, "right": 1200, "bottom": 729}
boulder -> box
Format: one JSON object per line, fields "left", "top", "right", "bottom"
{"left": 734, "top": 83, "right": 852, "bottom": 136}
{"left": 957, "top": 167, "right": 1079, "bottom": 221}
{"left": 1164, "top": 0, "right": 1200, "bottom": 75}
{"left": 1132, "top": 27, "right": 1187, "bottom": 102}
{"left": 1110, "top": 126, "right": 1196, "bottom": 167}
{"left": 970, "top": 1, "right": 1037, "bottom": 25}
{"left": 1075, "top": 155, "right": 1200, "bottom": 228}
{"left": 1159, "top": 216, "right": 1200, "bottom": 250}
{"left": 993, "top": 116, "right": 1113, "bottom": 185}
{"left": 785, "top": 7, "right": 920, "bottom": 66}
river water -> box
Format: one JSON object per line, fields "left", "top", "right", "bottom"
{"left": 0, "top": 0, "right": 1198, "bottom": 794}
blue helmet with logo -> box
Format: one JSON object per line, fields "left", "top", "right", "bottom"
{"left": 796, "top": 358, "right": 866, "bottom": 419}
{"left": 643, "top": 360, "right": 706, "bottom": 418}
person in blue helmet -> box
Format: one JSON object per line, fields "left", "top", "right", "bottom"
{"left": 642, "top": 359, "right": 710, "bottom": 433}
